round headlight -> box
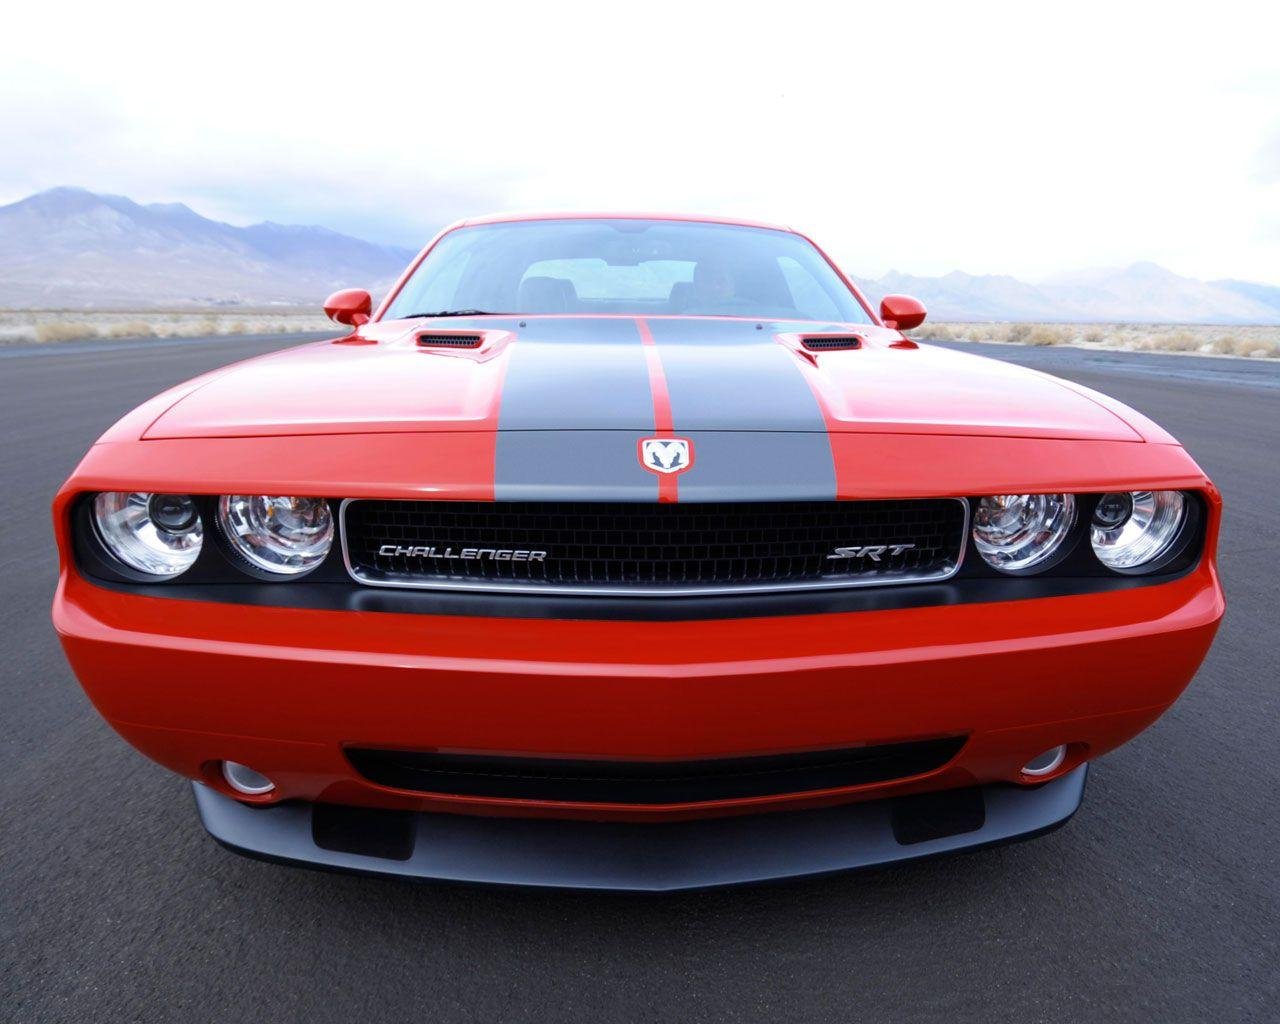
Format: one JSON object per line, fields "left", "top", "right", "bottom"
{"left": 217, "top": 495, "right": 333, "bottom": 576}
{"left": 972, "top": 493, "right": 1076, "bottom": 573}
{"left": 93, "top": 492, "right": 203, "bottom": 578}
{"left": 1091, "top": 490, "right": 1186, "bottom": 572}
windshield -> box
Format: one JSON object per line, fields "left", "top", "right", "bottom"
{"left": 382, "top": 219, "right": 872, "bottom": 324}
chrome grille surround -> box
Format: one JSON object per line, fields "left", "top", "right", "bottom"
{"left": 339, "top": 497, "right": 969, "bottom": 597}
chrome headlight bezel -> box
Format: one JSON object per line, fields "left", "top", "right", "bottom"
{"left": 1090, "top": 490, "right": 1193, "bottom": 574}
{"left": 90, "top": 491, "right": 204, "bottom": 579}
{"left": 971, "top": 493, "right": 1078, "bottom": 575}
{"left": 215, "top": 495, "right": 335, "bottom": 579}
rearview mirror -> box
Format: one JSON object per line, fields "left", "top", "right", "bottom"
{"left": 880, "top": 294, "right": 927, "bottom": 331}
{"left": 324, "top": 288, "right": 372, "bottom": 327}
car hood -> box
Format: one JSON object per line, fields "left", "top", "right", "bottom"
{"left": 143, "top": 316, "right": 1142, "bottom": 442}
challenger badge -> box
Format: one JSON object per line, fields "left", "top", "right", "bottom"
{"left": 639, "top": 437, "right": 694, "bottom": 475}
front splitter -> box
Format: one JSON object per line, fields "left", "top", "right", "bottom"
{"left": 193, "top": 767, "right": 1087, "bottom": 892}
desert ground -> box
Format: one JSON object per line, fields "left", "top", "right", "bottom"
{"left": 1, "top": 309, "right": 1278, "bottom": 359}
{"left": 0, "top": 307, "right": 331, "bottom": 344}
{"left": 915, "top": 321, "right": 1280, "bottom": 358}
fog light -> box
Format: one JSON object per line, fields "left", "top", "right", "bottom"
{"left": 1021, "top": 745, "right": 1067, "bottom": 777}
{"left": 222, "top": 760, "right": 275, "bottom": 795}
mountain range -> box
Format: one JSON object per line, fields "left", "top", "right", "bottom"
{"left": 0, "top": 188, "right": 415, "bottom": 308}
{"left": 853, "top": 265, "right": 1280, "bottom": 324}
{"left": 2, "top": 187, "right": 1278, "bottom": 323}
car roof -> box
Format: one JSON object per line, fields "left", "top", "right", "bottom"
{"left": 455, "top": 211, "right": 795, "bottom": 233}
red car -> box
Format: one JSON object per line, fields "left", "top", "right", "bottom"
{"left": 52, "top": 214, "right": 1224, "bottom": 890}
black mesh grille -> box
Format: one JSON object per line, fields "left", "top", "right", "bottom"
{"left": 346, "top": 737, "right": 967, "bottom": 804}
{"left": 416, "top": 333, "right": 483, "bottom": 348}
{"left": 342, "top": 498, "right": 967, "bottom": 594}
{"left": 802, "top": 335, "right": 861, "bottom": 351}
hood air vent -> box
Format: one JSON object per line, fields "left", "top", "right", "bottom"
{"left": 416, "top": 332, "right": 484, "bottom": 349}
{"left": 801, "top": 335, "right": 862, "bottom": 351}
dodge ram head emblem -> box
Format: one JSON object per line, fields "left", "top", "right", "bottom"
{"left": 639, "top": 437, "right": 694, "bottom": 475}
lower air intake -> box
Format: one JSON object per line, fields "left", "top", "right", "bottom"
{"left": 346, "top": 737, "right": 967, "bottom": 805}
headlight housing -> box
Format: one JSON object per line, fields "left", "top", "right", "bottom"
{"left": 217, "top": 495, "right": 334, "bottom": 577}
{"left": 1090, "top": 490, "right": 1187, "bottom": 572}
{"left": 92, "top": 492, "right": 203, "bottom": 578}
{"left": 972, "top": 493, "right": 1076, "bottom": 573}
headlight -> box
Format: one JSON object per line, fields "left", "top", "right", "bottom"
{"left": 217, "top": 495, "right": 333, "bottom": 576}
{"left": 93, "top": 492, "right": 203, "bottom": 578}
{"left": 1090, "top": 490, "right": 1186, "bottom": 572}
{"left": 972, "top": 493, "right": 1076, "bottom": 573}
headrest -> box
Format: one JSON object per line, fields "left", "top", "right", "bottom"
{"left": 668, "top": 280, "right": 694, "bottom": 311}
{"left": 517, "top": 276, "right": 578, "bottom": 313}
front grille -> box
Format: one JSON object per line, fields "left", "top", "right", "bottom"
{"left": 346, "top": 737, "right": 966, "bottom": 805}
{"left": 341, "top": 498, "right": 968, "bottom": 595}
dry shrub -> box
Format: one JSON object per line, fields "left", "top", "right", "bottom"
{"left": 1216, "top": 336, "right": 1277, "bottom": 358}
{"left": 1004, "top": 323, "right": 1032, "bottom": 343}
{"left": 169, "top": 317, "right": 220, "bottom": 337}
{"left": 1132, "top": 331, "right": 1197, "bottom": 353}
{"left": 1206, "top": 334, "right": 1275, "bottom": 358}
{"left": 1154, "top": 330, "right": 1202, "bottom": 352}
{"left": 1024, "top": 325, "right": 1067, "bottom": 346}
{"left": 912, "top": 324, "right": 957, "bottom": 341}
{"left": 107, "top": 320, "right": 155, "bottom": 339}
{"left": 35, "top": 321, "right": 99, "bottom": 343}
{"left": 1083, "top": 328, "right": 1106, "bottom": 344}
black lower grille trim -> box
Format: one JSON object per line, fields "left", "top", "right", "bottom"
{"left": 346, "top": 737, "right": 966, "bottom": 805}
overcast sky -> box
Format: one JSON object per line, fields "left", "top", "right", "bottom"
{"left": 3, "top": 1, "right": 1278, "bottom": 282}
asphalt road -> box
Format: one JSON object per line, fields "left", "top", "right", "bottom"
{"left": 3, "top": 335, "right": 1277, "bottom": 1023}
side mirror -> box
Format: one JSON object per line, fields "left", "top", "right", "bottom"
{"left": 324, "top": 288, "right": 372, "bottom": 327}
{"left": 880, "top": 294, "right": 927, "bottom": 331}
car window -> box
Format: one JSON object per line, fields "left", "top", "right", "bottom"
{"left": 383, "top": 219, "right": 872, "bottom": 323}
{"left": 777, "top": 255, "right": 845, "bottom": 322}
{"left": 520, "top": 259, "right": 693, "bottom": 301}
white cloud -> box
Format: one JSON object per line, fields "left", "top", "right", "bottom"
{"left": 3, "top": 0, "right": 1279, "bottom": 280}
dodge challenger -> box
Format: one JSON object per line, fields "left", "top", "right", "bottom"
{"left": 51, "top": 213, "right": 1224, "bottom": 890}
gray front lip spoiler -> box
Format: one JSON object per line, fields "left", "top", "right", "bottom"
{"left": 192, "top": 767, "right": 1087, "bottom": 892}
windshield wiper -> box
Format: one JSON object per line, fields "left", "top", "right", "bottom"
{"left": 401, "top": 309, "right": 507, "bottom": 319}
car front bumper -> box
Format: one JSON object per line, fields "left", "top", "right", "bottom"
{"left": 193, "top": 765, "right": 1088, "bottom": 891}
{"left": 55, "top": 554, "right": 1221, "bottom": 831}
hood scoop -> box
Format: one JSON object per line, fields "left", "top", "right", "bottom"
{"left": 800, "top": 334, "right": 862, "bottom": 352}
{"left": 416, "top": 330, "right": 484, "bottom": 349}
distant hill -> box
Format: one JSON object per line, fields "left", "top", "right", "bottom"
{"left": 0, "top": 187, "right": 415, "bottom": 308}
{"left": 852, "top": 261, "right": 1280, "bottom": 325}
{"left": 2, "top": 187, "right": 1278, "bottom": 322}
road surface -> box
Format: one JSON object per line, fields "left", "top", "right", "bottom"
{"left": 3, "top": 334, "right": 1276, "bottom": 1022}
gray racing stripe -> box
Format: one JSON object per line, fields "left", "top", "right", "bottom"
{"left": 496, "top": 431, "right": 659, "bottom": 500}
{"left": 646, "top": 319, "right": 836, "bottom": 500}
{"left": 648, "top": 318, "right": 831, "bottom": 431}
{"left": 677, "top": 430, "right": 836, "bottom": 501}
{"left": 495, "top": 317, "right": 658, "bottom": 500}
{"left": 496, "top": 317, "right": 654, "bottom": 429}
